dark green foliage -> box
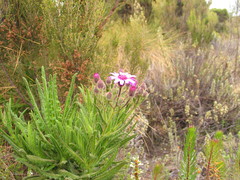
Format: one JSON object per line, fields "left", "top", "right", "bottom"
{"left": 138, "top": 0, "right": 153, "bottom": 19}
{"left": 118, "top": 3, "right": 134, "bottom": 22}
{"left": 175, "top": 0, "right": 184, "bottom": 17}
{"left": 211, "top": 8, "right": 229, "bottom": 32}
{"left": 211, "top": 9, "right": 229, "bottom": 23}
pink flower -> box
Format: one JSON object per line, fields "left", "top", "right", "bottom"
{"left": 129, "top": 86, "right": 137, "bottom": 97}
{"left": 106, "top": 76, "right": 112, "bottom": 84}
{"left": 109, "top": 72, "right": 137, "bottom": 86}
{"left": 129, "top": 77, "right": 138, "bottom": 87}
{"left": 93, "top": 73, "right": 100, "bottom": 83}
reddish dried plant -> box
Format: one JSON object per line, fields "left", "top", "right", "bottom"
{"left": 51, "top": 49, "right": 91, "bottom": 99}
{"left": 0, "top": 16, "right": 43, "bottom": 60}
{"left": 0, "top": 16, "right": 44, "bottom": 103}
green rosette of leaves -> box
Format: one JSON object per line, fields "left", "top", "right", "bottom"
{"left": 0, "top": 67, "right": 147, "bottom": 179}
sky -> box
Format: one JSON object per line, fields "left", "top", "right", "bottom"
{"left": 210, "top": 0, "right": 236, "bottom": 12}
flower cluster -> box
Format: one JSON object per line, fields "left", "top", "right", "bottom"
{"left": 93, "top": 70, "right": 148, "bottom": 99}
{"left": 130, "top": 156, "right": 143, "bottom": 180}
{"left": 92, "top": 71, "right": 148, "bottom": 179}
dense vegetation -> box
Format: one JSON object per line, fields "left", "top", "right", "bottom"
{"left": 1, "top": 0, "right": 240, "bottom": 179}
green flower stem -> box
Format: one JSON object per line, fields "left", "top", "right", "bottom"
{"left": 115, "top": 85, "right": 122, "bottom": 108}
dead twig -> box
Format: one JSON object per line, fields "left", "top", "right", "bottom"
{"left": 96, "top": 0, "right": 125, "bottom": 37}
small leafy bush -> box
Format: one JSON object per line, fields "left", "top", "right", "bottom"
{"left": 0, "top": 67, "right": 146, "bottom": 179}
{"left": 187, "top": 10, "right": 218, "bottom": 46}
{"left": 211, "top": 8, "right": 229, "bottom": 33}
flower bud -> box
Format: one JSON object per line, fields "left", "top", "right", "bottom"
{"left": 93, "top": 73, "right": 100, "bottom": 83}
{"left": 106, "top": 76, "right": 112, "bottom": 84}
{"left": 106, "top": 92, "right": 112, "bottom": 99}
{"left": 140, "top": 83, "right": 147, "bottom": 90}
{"left": 129, "top": 86, "right": 137, "bottom": 97}
{"left": 97, "top": 79, "right": 106, "bottom": 89}
{"left": 94, "top": 87, "right": 99, "bottom": 94}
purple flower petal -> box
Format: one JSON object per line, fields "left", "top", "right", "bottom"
{"left": 109, "top": 71, "right": 137, "bottom": 87}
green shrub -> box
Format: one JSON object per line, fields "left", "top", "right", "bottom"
{"left": 42, "top": 0, "right": 106, "bottom": 61}
{"left": 151, "top": 0, "right": 179, "bottom": 29}
{"left": 0, "top": 67, "right": 145, "bottom": 179}
{"left": 211, "top": 8, "right": 229, "bottom": 32}
{"left": 211, "top": 8, "right": 229, "bottom": 23}
{"left": 187, "top": 10, "right": 218, "bottom": 46}
{"left": 151, "top": 0, "right": 210, "bottom": 31}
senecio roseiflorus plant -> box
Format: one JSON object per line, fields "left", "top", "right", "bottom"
{"left": 0, "top": 67, "right": 148, "bottom": 179}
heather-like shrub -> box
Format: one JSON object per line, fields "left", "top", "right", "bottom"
{"left": 0, "top": 0, "right": 117, "bottom": 103}
{"left": 0, "top": 0, "right": 44, "bottom": 104}
{"left": 42, "top": 0, "right": 106, "bottom": 61}
{"left": 146, "top": 47, "right": 240, "bottom": 143}
{"left": 41, "top": 0, "right": 111, "bottom": 92}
